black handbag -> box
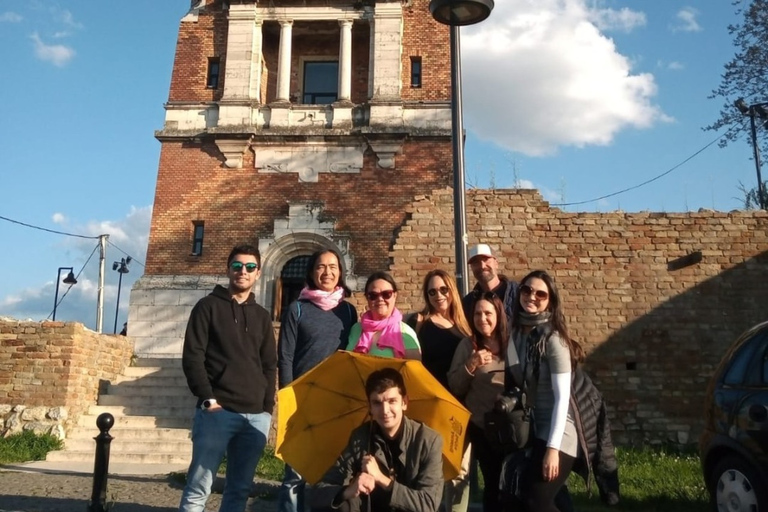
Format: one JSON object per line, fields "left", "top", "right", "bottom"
{"left": 483, "top": 336, "right": 539, "bottom": 453}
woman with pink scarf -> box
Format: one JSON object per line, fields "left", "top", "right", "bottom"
{"left": 346, "top": 271, "right": 421, "bottom": 360}
{"left": 277, "top": 248, "right": 358, "bottom": 512}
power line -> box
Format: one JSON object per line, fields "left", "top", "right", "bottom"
{"left": 107, "top": 240, "right": 145, "bottom": 268}
{"left": 0, "top": 214, "right": 100, "bottom": 239}
{"left": 47, "top": 242, "right": 100, "bottom": 320}
{"left": 551, "top": 133, "right": 724, "bottom": 207}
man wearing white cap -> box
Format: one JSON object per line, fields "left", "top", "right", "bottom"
{"left": 461, "top": 244, "right": 518, "bottom": 325}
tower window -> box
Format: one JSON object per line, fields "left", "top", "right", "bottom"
{"left": 192, "top": 221, "right": 205, "bottom": 256}
{"left": 410, "top": 57, "right": 422, "bottom": 88}
{"left": 303, "top": 61, "right": 338, "bottom": 104}
{"left": 206, "top": 58, "right": 220, "bottom": 89}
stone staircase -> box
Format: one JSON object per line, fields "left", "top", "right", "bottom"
{"left": 46, "top": 358, "right": 195, "bottom": 465}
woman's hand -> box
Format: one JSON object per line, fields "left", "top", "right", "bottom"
{"left": 466, "top": 348, "right": 492, "bottom": 373}
{"left": 542, "top": 447, "right": 560, "bottom": 482}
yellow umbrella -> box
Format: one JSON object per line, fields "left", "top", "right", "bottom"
{"left": 276, "top": 350, "right": 471, "bottom": 484}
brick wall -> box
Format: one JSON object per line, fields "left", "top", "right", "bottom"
{"left": 145, "top": 139, "right": 452, "bottom": 277}
{"left": 0, "top": 320, "right": 134, "bottom": 437}
{"left": 385, "top": 188, "right": 768, "bottom": 446}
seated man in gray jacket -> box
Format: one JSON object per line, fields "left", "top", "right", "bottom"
{"left": 313, "top": 368, "right": 444, "bottom": 512}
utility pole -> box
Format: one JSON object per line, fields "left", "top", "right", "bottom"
{"left": 96, "top": 234, "right": 109, "bottom": 333}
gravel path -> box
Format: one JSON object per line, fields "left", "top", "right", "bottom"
{"left": 0, "top": 469, "right": 280, "bottom": 512}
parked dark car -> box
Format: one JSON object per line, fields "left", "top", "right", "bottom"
{"left": 700, "top": 320, "right": 768, "bottom": 512}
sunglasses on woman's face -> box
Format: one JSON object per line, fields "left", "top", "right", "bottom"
{"left": 427, "top": 286, "right": 450, "bottom": 297}
{"left": 230, "top": 261, "right": 259, "bottom": 273}
{"left": 366, "top": 290, "right": 395, "bottom": 301}
{"left": 520, "top": 284, "right": 548, "bottom": 300}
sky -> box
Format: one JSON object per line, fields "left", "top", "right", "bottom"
{"left": 0, "top": 0, "right": 760, "bottom": 331}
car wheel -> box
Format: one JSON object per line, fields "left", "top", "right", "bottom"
{"left": 712, "top": 455, "right": 767, "bottom": 512}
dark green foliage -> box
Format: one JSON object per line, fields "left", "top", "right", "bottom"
{"left": 0, "top": 430, "right": 64, "bottom": 463}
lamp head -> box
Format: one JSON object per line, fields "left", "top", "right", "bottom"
{"left": 429, "top": 0, "right": 494, "bottom": 26}
{"left": 113, "top": 262, "right": 119, "bottom": 271}
{"left": 734, "top": 98, "right": 750, "bottom": 115}
{"left": 755, "top": 104, "right": 768, "bottom": 121}
{"left": 63, "top": 272, "right": 78, "bottom": 285}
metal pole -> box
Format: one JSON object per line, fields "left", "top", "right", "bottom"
{"left": 52, "top": 268, "right": 62, "bottom": 321}
{"left": 88, "top": 413, "right": 114, "bottom": 512}
{"left": 96, "top": 234, "right": 108, "bottom": 333}
{"left": 113, "top": 270, "right": 123, "bottom": 335}
{"left": 450, "top": 23, "right": 469, "bottom": 297}
{"left": 748, "top": 108, "right": 766, "bottom": 210}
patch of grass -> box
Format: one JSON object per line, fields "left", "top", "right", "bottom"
{"left": 0, "top": 430, "right": 63, "bottom": 464}
{"left": 172, "top": 445, "right": 286, "bottom": 483}
{"left": 255, "top": 445, "right": 285, "bottom": 481}
{"left": 567, "top": 446, "right": 708, "bottom": 512}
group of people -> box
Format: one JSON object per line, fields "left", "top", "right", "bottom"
{"left": 177, "top": 243, "right": 618, "bottom": 512}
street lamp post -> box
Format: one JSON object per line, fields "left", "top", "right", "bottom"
{"left": 52, "top": 267, "right": 78, "bottom": 321}
{"left": 112, "top": 257, "right": 131, "bottom": 334}
{"left": 430, "top": 0, "right": 494, "bottom": 296}
{"left": 735, "top": 98, "right": 768, "bottom": 210}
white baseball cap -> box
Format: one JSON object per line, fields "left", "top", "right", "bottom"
{"left": 468, "top": 244, "right": 494, "bottom": 263}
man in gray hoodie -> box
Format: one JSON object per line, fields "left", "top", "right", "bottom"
{"left": 179, "top": 244, "right": 277, "bottom": 512}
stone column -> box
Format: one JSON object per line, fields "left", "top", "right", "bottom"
{"left": 276, "top": 20, "right": 294, "bottom": 103}
{"left": 369, "top": 2, "right": 403, "bottom": 129}
{"left": 338, "top": 19, "right": 353, "bottom": 103}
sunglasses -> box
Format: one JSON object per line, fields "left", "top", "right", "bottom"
{"left": 520, "top": 284, "right": 549, "bottom": 300}
{"left": 366, "top": 290, "right": 395, "bottom": 301}
{"left": 230, "top": 261, "right": 259, "bottom": 273}
{"left": 427, "top": 286, "right": 450, "bottom": 297}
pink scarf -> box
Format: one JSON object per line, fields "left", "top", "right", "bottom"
{"left": 355, "top": 308, "right": 405, "bottom": 358}
{"left": 298, "top": 286, "right": 345, "bottom": 311}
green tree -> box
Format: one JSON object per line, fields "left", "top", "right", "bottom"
{"left": 705, "top": 0, "right": 768, "bottom": 207}
{"left": 705, "top": 0, "right": 768, "bottom": 151}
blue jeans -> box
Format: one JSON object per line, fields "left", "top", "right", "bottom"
{"left": 277, "top": 463, "right": 305, "bottom": 512}
{"left": 179, "top": 408, "right": 271, "bottom": 512}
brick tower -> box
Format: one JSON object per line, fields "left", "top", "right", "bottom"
{"left": 129, "top": 0, "right": 453, "bottom": 357}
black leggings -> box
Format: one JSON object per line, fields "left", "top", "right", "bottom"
{"left": 468, "top": 422, "right": 504, "bottom": 512}
{"left": 521, "top": 438, "right": 576, "bottom": 512}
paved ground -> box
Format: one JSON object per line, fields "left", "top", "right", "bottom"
{"left": 0, "top": 461, "right": 280, "bottom": 512}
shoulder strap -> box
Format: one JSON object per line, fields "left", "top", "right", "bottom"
{"left": 296, "top": 301, "right": 301, "bottom": 322}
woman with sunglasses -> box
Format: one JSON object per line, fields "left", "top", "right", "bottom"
{"left": 277, "top": 248, "right": 358, "bottom": 512}
{"left": 407, "top": 269, "right": 472, "bottom": 512}
{"left": 509, "top": 270, "right": 584, "bottom": 512}
{"left": 448, "top": 293, "right": 508, "bottom": 512}
{"left": 346, "top": 271, "right": 421, "bottom": 360}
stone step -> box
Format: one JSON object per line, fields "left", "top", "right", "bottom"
{"left": 105, "top": 381, "right": 191, "bottom": 397}
{"left": 63, "top": 437, "right": 192, "bottom": 453}
{"left": 98, "top": 394, "right": 197, "bottom": 407}
{"left": 46, "top": 449, "right": 191, "bottom": 465}
{"left": 77, "top": 414, "right": 192, "bottom": 429}
{"left": 112, "top": 374, "right": 188, "bottom": 386}
{"left": 68, "top": 426, "right": 191, "bottom": 441}
{"left": 120, "top": 366, "right": 186, "bottom": 379}
{"left": 131, "top": 358, "right": 183, "bottom": 368}
{"left": 87, "top": 405, "right": 195, "bottom": 419}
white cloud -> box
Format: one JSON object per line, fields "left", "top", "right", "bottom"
{"left": 0, "top": 12, "right": 23, "bottom": 22}
{"left": 58, "top": 9, "right": 83, "bottom": 30}
{"left": 461, "top": 0, "right": 669, "bottom": 157}
{"left": 52, "top": 212, "right": 66, "bottom": 224}
{"left": 667, "top": 61, "right": 685, "bottom": 71}
{"left": 31, "top": 32, "right": 75, "bottom": 67}
{"left": 671, "top": 7, "right": 702, "bottom": 33}
{"left": 0, "top": 206, "right": 152, "bottom": 331}
{"left": 588, "top": 7, "right": 646, "bottom": 33}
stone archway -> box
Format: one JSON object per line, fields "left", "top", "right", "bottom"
{"left": 257, "top": 232, "right": 356, "bottom": 318}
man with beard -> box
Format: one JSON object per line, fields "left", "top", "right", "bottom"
{"left": 179, "top": 244, "right": 277, "bottom": 512}
{"left": 461, "top": 244, "right": 518, "bottom": 326}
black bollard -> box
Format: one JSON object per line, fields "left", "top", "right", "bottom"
{"left": 88, "top": 412, "right": 114, "bottom": 512}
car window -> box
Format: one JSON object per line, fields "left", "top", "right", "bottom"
{"left": 744, "top": 331, "right": 768, "bottom": 386}
{"left": 722, "top": 332, "right": 764, "bottom": 386}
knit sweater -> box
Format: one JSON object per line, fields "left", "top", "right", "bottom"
{"left": 278, "top": 299, "right": 357, "bottom": 387}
